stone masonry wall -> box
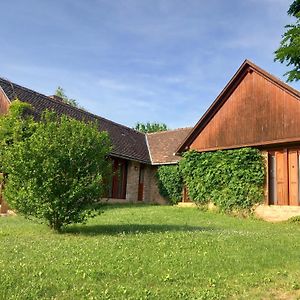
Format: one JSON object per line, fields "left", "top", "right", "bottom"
{"left": 124, "top": 162, "right": 168, "bottom": 204}
{"left": 125, "top": 160, "right": 140, "bottom": 202}
{"left": 147, "top": 166, "right": 168, "bottom": 204}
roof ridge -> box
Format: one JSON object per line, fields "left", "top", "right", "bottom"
{"left": 0, "top": 76, "right": 145, "bottom": 136}
{"left": 146, "top": 127, "right": 193, "bottom": 135}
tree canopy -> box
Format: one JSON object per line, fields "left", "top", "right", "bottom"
{"left": 0, "top": 101, "right": 112, "bottom": 231}
{"left": 275, "top": 0, "right": 300, "bottom": 82}
{"left": 134, "top": 122, "right": 168, "bottom": 133}
{"left": 55, "top": 86, "right": 79, "bottom": 108}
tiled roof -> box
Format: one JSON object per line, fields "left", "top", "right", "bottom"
{"left": 147, "top": 127, "right": 192, "bottom": 164}
{"left": 0, "top": 77, "right": 151, "bottom": 163}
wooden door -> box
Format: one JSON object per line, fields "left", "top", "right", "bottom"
{"left": 269, "top": 148, "right": 300, "bottom": 206}
{"left": 138, "top": 165, "right": 145, "bottom": 201}
{"left": 288, "top": 150, "right": 299, "bottom": 206}
{"left": 275, "top": 149, "right": 289, "bottom": 205}
{"left": 182, "top": 186, "right": 190, "bottom": 203}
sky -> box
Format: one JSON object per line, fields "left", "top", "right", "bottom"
{"left": 0, "top": 0, "right": 297, "bottom": 129}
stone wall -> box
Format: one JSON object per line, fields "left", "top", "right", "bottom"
{"left": 146, "top": 166, "right": 168, "bottom": 204}
{"left": 125, "top": 160, "right": 140, "bottom": 202}
{"left": 123, "top": 162, "right": 168, "bottom": 204}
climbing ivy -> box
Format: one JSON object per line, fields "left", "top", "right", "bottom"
{"left": 179, "top": 148, "right": 265, "bottom": 212}
{"left": 156, "top": 165, "right": 183, "bottom": 205}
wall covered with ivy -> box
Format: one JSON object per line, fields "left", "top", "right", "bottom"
{"left": 179, "top": 148, "right": 265, "bottom": 211}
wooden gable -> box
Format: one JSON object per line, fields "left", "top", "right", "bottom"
{"left": 178, "top": 60, "right": 300, "bottom": 153}
{"left": 0, "top": 87, "right": 10, "bottom": 115}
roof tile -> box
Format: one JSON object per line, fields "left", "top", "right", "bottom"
{"left": 147, "top": 128, "right": 192, "bottom": 164}
{"left": 0, "top": 77, "right": 151, "bottom": 163}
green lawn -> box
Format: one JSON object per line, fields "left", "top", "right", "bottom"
{"left": 1, "top": 205, "right": 300, "bottom": 300}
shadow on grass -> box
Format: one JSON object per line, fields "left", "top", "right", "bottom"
{"left": 64, "top": 224, "right": 213, "bottom": 236}
{"left": 100, "top": 203, "right": 160, "bottom": 211}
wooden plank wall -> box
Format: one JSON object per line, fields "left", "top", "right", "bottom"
{"left": 0, "top": 88, "right": 10, "bottom": 115}
{"left": 190, "top": 71, "right": 300, "bottom": 151}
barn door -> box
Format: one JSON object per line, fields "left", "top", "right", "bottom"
{"left": 288, "top": 150, "right": 299, "bottom": 206}
{"left": 269, "top": 148, "right": 300, "bottom": 206}
{"left": 275, "top": 149, "right": 289, "bottom": 205}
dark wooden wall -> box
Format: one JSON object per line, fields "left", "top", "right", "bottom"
{"left": 0, "top": 88, "right": 10, "bottom": 115}
{"left": 190, "top": 71, "right": 300, "bottom": 151}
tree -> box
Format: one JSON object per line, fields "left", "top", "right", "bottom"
{"left": 275, "top": 0, "right": 300, "bottom": 82}
{"left": 55, "top": 86, "right": 79, "bottom": 108}
{"left": 134, "top": 122, "right": 168, "bottom": 133}
{"left": 1, "top": 105, "right": 112, "bottom": 231}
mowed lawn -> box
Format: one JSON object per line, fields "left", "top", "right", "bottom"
{"left": 1, "top": 205, "right": 300, "bottom": 300}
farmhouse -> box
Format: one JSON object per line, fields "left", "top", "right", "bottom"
{"left": 1, "top": 59, "right": 300, "bottom": 219}
{"left": 0, "top": 77, "right": 191, "bottom": 213}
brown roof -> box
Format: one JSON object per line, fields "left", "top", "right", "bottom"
{"left": 147, "top": 128, "right": 192, "bottom": 164}
{"left": 176, "top": 59, "right": 300, "bottom": 154}
{"left": 0, "top": 77, "right": 151, "bottom": 163}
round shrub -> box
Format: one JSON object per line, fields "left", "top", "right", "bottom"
{"left": 1, "top": 109, "right": 112, "bottom": 231}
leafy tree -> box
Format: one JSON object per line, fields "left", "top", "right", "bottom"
{"left": 1, "top": 105, "right": 112, "bottom": 231}
{"left": 134, "top": 122, "right": 168, "bottom": 133}
{"left": 275, "top": 0, "right": 300, "bottom": 82}
{"left": 55, "top": 86, "right": 79, "bottom": 108}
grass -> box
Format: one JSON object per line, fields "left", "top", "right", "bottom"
{"left": 1, "top": 204, "right": 300, "bottom": 300}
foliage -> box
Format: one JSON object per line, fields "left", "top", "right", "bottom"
{"left": 156, "top": 165, "right": 183, "bottom": 204}
{"left": 180, "top": 148, "right": 265, "bottom": 212}
{"left": 55, "top": 86, "right": 80, "bottom": 108}
{"left": 1, "top": 107, "right": 112, "bottom": 231}
{"left": 1, "top": 205, "right": 300, "bottom": 299}
{"left": 274, "top": 0, "right": 300, "bottom": 82}
{"left": 0, "top": 100, "right": 37, "bottom": 172}
{"left": 134, "top": 122, "right": 168, "bottom": 133}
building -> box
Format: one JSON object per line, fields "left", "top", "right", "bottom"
{"left": 2, "top": 59, "right": 300, "bottom": 220}
{"left": 176, "top": 60, "right": 300, "bottom": 220}
{"left": 0, "top": 77, "right": 190, "bottom": 213}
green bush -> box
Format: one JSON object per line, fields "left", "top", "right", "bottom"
{"left": 180, "top": 148, "right": 265, "bottom": 212}
{"left": 156, "top": 165, "right": 183, "bottom": 204}
{"left": 1, "top": 106, "right": 112, "bottom": 231}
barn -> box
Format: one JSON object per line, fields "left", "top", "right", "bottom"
{"left": 177, "top": 60, "right": 300, "bottom": 220}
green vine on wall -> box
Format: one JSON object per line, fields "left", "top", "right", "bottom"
{"left": 179, "top": 148, "right": 265, "bottom": 212}
{"left": 156, "top": 165, "right": 183, "bottom": 205}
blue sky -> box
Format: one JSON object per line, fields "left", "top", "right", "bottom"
{"left": 0, "top": 0, "right": 296, "bottom": 128}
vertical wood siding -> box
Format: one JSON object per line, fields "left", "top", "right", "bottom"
{"left": 190, "top": 71, "right": 300, "bottom": 151}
